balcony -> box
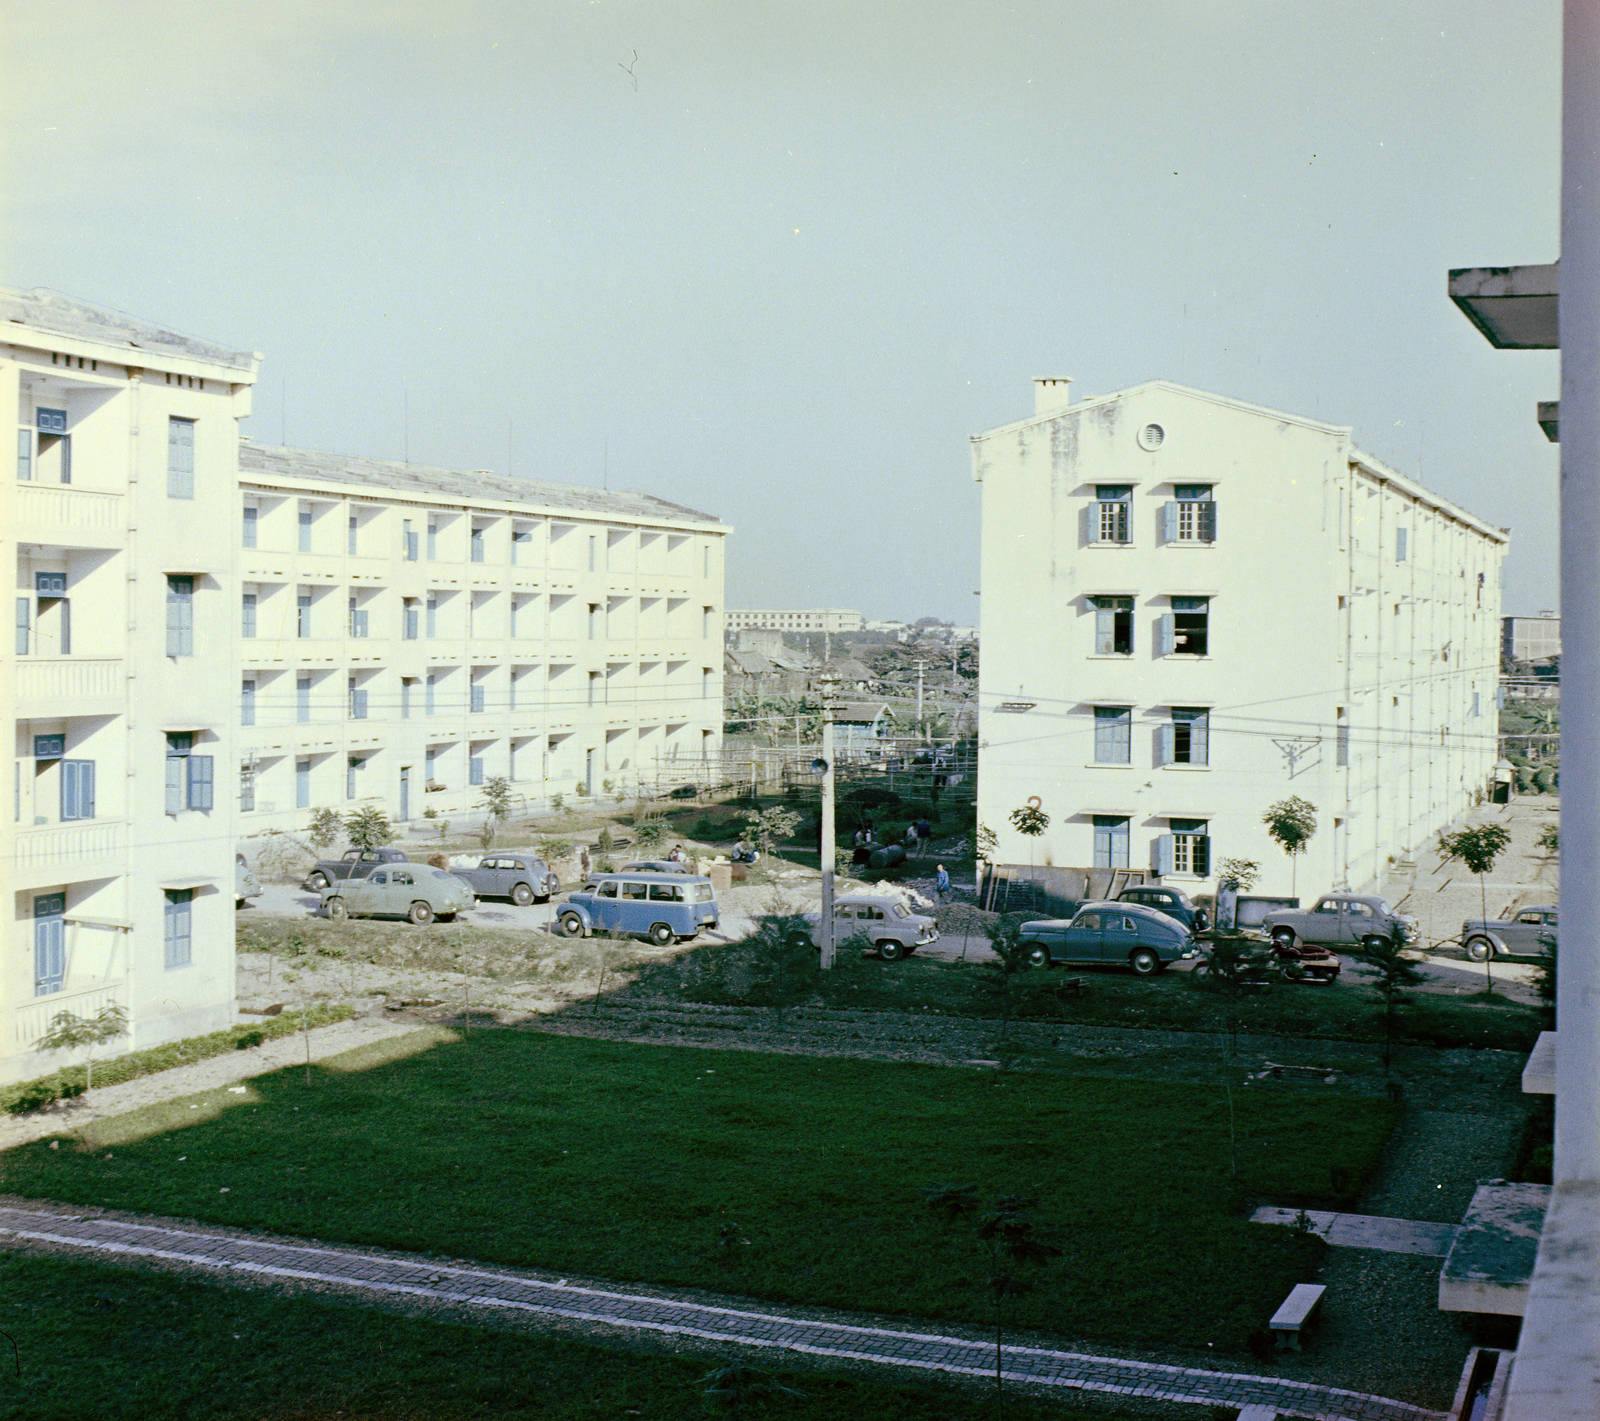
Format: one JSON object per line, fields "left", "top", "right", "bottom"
{"left": 13, "top": 821, "right": 126, "bottom": 885}
{"left": 13, "top": 985, "right": 125, "bottom": 1052}
{"left": 14, "top": 658, "right": 125, "bottom": 717}
{"left": 14, "top": 485, "right": 124, "bottom": 549}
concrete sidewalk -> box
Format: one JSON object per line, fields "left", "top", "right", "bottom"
{"left": 0, "top": 1200, "right": 1444, "bottom": 1421}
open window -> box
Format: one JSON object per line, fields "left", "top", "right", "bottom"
{"left": 1091, "top": 596, "right": 1134, "bottom": 655}
{"left": 1157, "top": 597, "right": 1210, "bottom": 656}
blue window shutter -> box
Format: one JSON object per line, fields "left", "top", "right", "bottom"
{"left": 1161, "top": 501, "right": 1178, "bottom": 541}
{"left": 1082, "top": 504, "right": 1097, "bottom": 545}
{"left": 1396, "top": 527, "right": 1407, "bottom": 562}
{"left": 17, "top": 429, "right": 32, "bottom": 481}
{"left": 1191, "top": 712, "right": 1209, "bottom": 765}
{"left": 1095, "top": 603, "right": 1114, "bottom": 654}
{"left": 15, "top": 597, "right": 29, "bottom": 655}
{"left": 1154, "top": 833, "right": 1175, "bottom": 875}
{"left": 34, "top": 900, "right": 66, "bottom": 996}
{"left": 188, "top": 755, "right": 214, "bottom": 811}
{"left": 167, "top": 418, "right": 195, "bottom": 497}
{"left": 1156, "top": 613, "right": 1175, "bottom": 656}
{"left": 1155, "top": 722, "right": 1173, "bottom": 766}
{"left": 165, "top": 754, "right": 184, "bottom": 814}
{"left": 1194, "top": 835, "right": 1211, "bottom": 877}
{"left": 37, "top": 408, "right": 67, "bottom": 434}
{"left": 1202, "top": 501, "right": 1217, "bottom": 542}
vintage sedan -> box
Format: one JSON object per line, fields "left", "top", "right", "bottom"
{"left": 1116, "top": 885, "right": 1208, "bottom": 934}
{"left": 451, "top": 853, "right": 560, "bottom": 904}
{"left": 1018, "top": 901, "right": 1200, "bottom": 975}
{"left": 321, "top": 864, "right": 474, "bottom": 926}
{"left": 1462, "top": 904, "right": 1558, "bottom": 961}
{"left": 235, "top": 854, "right": 261, "bottom": 909}
{"left": 801, "top": 895, "right": 939, "bottom": 961}
{"left": 1259, "top": 894, "right": 1419, "bottom": 952}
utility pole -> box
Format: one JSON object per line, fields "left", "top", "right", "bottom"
{"left": 915, "top": 659, "right": 926, "bottom": 737}
{"left": 819, "top": 676, "right": 838, "bottom": 969}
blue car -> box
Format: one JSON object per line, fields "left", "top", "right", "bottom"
{"left": 1017, "top": 901, "right": 1199, "bottom": 976}
{"left": 556, "top": 872, "right": 720, "bottom": 946}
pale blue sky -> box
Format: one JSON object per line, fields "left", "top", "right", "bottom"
{"left": 1, "top": 1, "right": 1562, "bottom": 620}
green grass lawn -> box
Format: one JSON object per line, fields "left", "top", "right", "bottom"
{"left": 0, "top": 1251, "right": 1120, "bottom": 1421}
{"left": 0, "top": 1032, "right": 1393, "bottom": 1353}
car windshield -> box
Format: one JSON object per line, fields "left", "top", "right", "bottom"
{"left": 1372, "top": 900, "right": 1393, "bottom": 916}
{"left": 888, "top": 903, "right": 909, "bottom": 918}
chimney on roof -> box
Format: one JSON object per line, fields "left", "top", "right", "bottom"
{"left": 1033, "top": 376, "right": 1074, "bottom": 416}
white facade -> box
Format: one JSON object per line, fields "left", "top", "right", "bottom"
{"left": 236, "top": 444, "right": 729, "bottom": 833}
{"left": 973, "top": 380, "right": 1507, "bottom": 901}
{"left": 2, "top": 288, "right": 259, "bottom": 1084}
{"left": 726, "top": 608, "right": 863, "bottom": 632}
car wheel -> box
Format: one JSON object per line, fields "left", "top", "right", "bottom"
{"left": 876, "top": 939, "right": 906, "bottom": 962}
{"left": 1271, "top": 929, "right": 1296, "bottom": 949}
{"left": 557, "top": 912, "right": 587, "bottom": 938}
{"left": 326, "top": 897, "right": 349, "bottom": 922}
{"left": 1465, "top": 935, "right": 1494, "bottom": 962}
{"left": 648, "top": 922, "right": 674, "bottom": 947}
{"left": 1024, "top": 943, "right": 1051, "bottom": 970}
{"left": 408, "top": 901, "right": 434, "bottom": 927}
{"left": 1129, "top": 948, "right": 1160, "bottom": 976}
{"left": 512, "top": 883, "right": 535, "bottom": 906}
{"left": 1362, "top": 935, "right": 1390, "bottom": 955}
{"left": 308, "top": 872, "right": 330, "bottom": 892}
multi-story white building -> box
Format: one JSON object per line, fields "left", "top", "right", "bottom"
{"left": 236, "top": 444, "right": 729, "bottom": 832}
{"left": 725, "top": 608, "right": 863, "bottom": 633}
{"left": 3, "top": 288, "right": 259, "bottom": 1083}
{"left": 973, "top": 378, "right": 1507, "bottom": 900}
{"left": 1501, "top": 614, "right": 1561, "bottom": 664}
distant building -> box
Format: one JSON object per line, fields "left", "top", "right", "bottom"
{"left": 974, "top": 378, "right": 1507, "bottom": 899}
{"left": 726, "top": 608, "right": 863, "bottom": 633}
{"left": 1502, "top": 614, "right": 1560, "bottom": 663}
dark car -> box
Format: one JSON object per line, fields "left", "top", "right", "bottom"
{"left": 303, "top": 847, "right": 411, "bottom": 892}
{"left": 451, "top": 853, "right": 561, "bottom": 905}
{"left": 1117, "top": 885, "right": 1208, "bottom": 933}
{"left": 1018, "top": 901, "right": 1200, "bottom": 976}
{"left": 620, "top": 859, "right": 693, "bottom": 875}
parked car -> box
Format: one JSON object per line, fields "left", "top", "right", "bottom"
{"left": 801, "top": 895, "right": 939, "bottom": 961}
{"left": 303, "top": 847, "right": 411, "bottom": 892}
{"left": 321, "top": 864, "right": 474, "bottom": 926}
{"left": 1018, "top": 902, "right": 1200, "bottom": 975}
{"left": 556, "top": 872, "right": 720, "bottom": 945}
{"left": 235, "top": 854, "right": 261, "bottom": 909}
{"left": 1259, "top": 894, "right": 1419, "bottom": 951}
{"left": 1461, "top": 904, "right": 1558, "bottom": 961}
{"left": 620, "top": 859, "right": 693, "bottom": 875}
{"left": 1116, "top": 885, "right": 1208, "bottom": 933}
{"left": 451, "top": 853, "right": 561, "bottom": 905}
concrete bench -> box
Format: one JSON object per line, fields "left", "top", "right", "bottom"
{"left": 1270, "top": 1283, "right": 1325, "bottom": 1351}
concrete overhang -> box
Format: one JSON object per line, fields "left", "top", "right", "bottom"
{"left": 1439, "top": 1182, "right": 1551, "bottom": 1315}
{"left": 1537, "top": 402, "right": 1559, "bottom": 442}
{"left": 1448, "top": 264, "right": 1559, "bottom": 349}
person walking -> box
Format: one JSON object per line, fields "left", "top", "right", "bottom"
{"left": 935, "top": 863, "right": 950, "bottom": 903}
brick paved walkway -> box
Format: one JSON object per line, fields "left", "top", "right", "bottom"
{"left": 0, "top": 1202, "right": 1444, "bottom": 1420}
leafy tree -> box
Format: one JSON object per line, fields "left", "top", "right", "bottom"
{"left": 978, "top": 913, "right": 1048, "bottom": 1041}
{"left": 697, "top": 1360, "right": 805, "bottom": 1413}
{"left": 1351, "top": 934, "right": 1427, "bottom": 1068}
{"left": 344, "top": 805, "right": 394, "bottom": 853}
{"left": 307, "top": 808, "right": 344, "bottom": 853}
{"left": 1217, "top": 857, "right": 1260, "bottom": 891}
{"left": 922, "top": 1186, "right": 1062, "bottom": 1418}
{"left": 740, "top": 912, "right": 819, "bottom": 1027}
{"left": 633, "top": 816, "right": 668, "bottom": 852}
{"left": 1532, "top": 929, "right": 1558, "bottom": 1019}
{"left": 743, "top": 805, "right": 802, "bottom": 859}
{"left": 1008, "top": 802, "right": 1049, "bottom": 873}
{"left": 976, "top": 821, "right": 998, "bottom": 863}
{"left": 1538, "top": 823, "right": 1559, "bottom": 855}
{"left": 1438, "top": 822, "right": 1513, "bottom": 992}
{"left": 1262, "top": 797, "right": 1317, "bottom": 899}
{"left": 477, "top": 776, "right": 514, "bottom": 845}
{"left": 34, "top": 1003, "right": 129, "bottom": 1095}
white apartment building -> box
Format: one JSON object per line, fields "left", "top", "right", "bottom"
{"left": 725, "top": 608, "right": 864, "bottom": 633}
{"left": 236, "top": 444, "right": 729, "bottom": 833}
{"left": 3, "top": 288, "right": 259, "bottom": 1084}
{"left": 974, "top": 379, "right": 1507, "bottom": 900}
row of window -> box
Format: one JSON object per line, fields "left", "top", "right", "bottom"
{"left": 23, "top": 414, "right": 200, "bottom": 496}
{"left": 1093, "top": 707, "right": 1212, "bottom": 765}
{"left": 239, "top": 666, "right": 718, "bottom": 724}
{"left": 16, "top": 734, "right": 212, "bottom": 826}
{"left": 1089, "top": 486, "right": 1217, "bottom": 545}
{"left": 245, "top": 505, "right": 716, "bottom": 578}
{"left": 243, "top": 591, "right": 717, "bottom": 642}
{"left": 1090, "top": 595, "right": 1209, "bottom": 656}
{"left": 31, "top": 889, "right": 193, "bottom": 998}
{"left": 1086, "top": 816, "right": 1211, "bottom": 875}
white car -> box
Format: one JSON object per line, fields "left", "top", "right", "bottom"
{"left": 803, "top": 895, "right": 939, "bottom": 961}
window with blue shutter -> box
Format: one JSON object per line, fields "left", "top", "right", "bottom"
{"left": 1396, "top": 527, "right": 1408, "bottom": 562}
{"left": 167, "top": 418, "right": 195, "bottom": 498}
{"left": 166, "top": 576, "right": 194, "bottom": 656}
{"left": 15, "top": 596, "right": 30, "bottom": 655}
{"left": 1337, "top": 722, "right": 1351, "bottom": 766}
{"left": 242, "top": 505, "right": 257, "bottom": 547}
{"left": 34, "top": 894, "right": 66, "bottom": 996}
{"left": 297, "top": 591, "right": 312, "bottom": 638}
{"left": 426, "top": 672, "right": 436, "bottom": 715}
{"left": 1093, "top": 816, "right": 1130, "bottom": 870}
{"left": 471, "top": 681, "right": 485, "bottom": 713}
{"left": 425, "top": 746, "right": 436, "bottom": 782}
{"left": 348, "top": 514, "right": 359, "bottom": 556}
{"left": 403, "top": 520, "right": 419, "bottom": 561}
{"left": 427, "top": 517, "right": 439, "bottom": 560}
{"left": 297, "top": 674, "right": 311, "bottom": 723}
{"left": 296, "top": 758, "right": 311, "bottom": 808}
{"left": 17, "top": 428, "right": 33, "bottom": 481}
{"left": 348, "top": 595, "right": 368, "bottom": 638}
{"left": 298, "top": 504, "right": 313, "bottom": 552}
{"left": 1090, "top": 486, "right": 1132, "bottom": 543}
{"left": 60, "top": 760, "right": 95, "bottom": 821}
{"left": 1094, "top": 706, "right": 1132, "bottom": 764}
{"left": 512, "top": 527, "right": 531, "bottom": 564}
{"left": 471, "top": 526, "right": 485, "bottom": 563}
{"left": 1170, "top": 485, "right": 1216, "bottom": 542}
{"left": 34, "top": 734, "right": 65, "bottom": 759}
{"left": 187, "top": 752, "right": 213, "bottom": 811}
{"left": 240, "top": 762, "right": 255, "bottom": 812}
{"left": 348, "top": 676, "right": 367, "bottom": 720}
{"left": 404, "top": 599, "right": 419, "bottom": 639}
{"left": 37, "top": 408, "right": 67, "bottom": 434}
{"left": 470, "top": 756, "right": 485, "bottom": 786}
{"left": 346, "top": 756, "right": 365, "bottom": 800}
{"left": 1169, "top": 819, "right": 1210, "bottom": 875}
{"left": 242, "top": 592, "right": 257, "bottom": 638}
{"left": 427, "top": 594, "right": 438, "bottom": 638}
{"left": 401, "top": 678, "right": 413, "bottom": 719}
{"left": 1172, "top": 707, "right": 1209, "bottom": 764}
{"left": 1153, "top": 833, "right": 1176, "bottom": 875}
{"left": 1091, "top": 596, "right": 1133, "bottom": 655}
{"left": 242, "top": 678, "right": 256, "bottom": 726}
{"left": 163, "top": 890, "right": 193, "bottom": 969}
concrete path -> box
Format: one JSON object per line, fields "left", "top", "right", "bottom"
{"left": 1249, "top": 1208, "right": 1463, "bottom": 1258}
{"left": 0, "top": 1200, "right": 1443, "bottom": 1421}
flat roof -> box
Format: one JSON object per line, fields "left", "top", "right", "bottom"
{"left": 240, "top": 442, "right": 727, "bottom": 529}
{"left": 1, "top": 285, "right": 261, "bottom": 372}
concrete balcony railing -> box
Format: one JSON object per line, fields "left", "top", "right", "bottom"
{"left": 14, "top": 657, "right": 125, "bottom": 716}
{"left": 12, "top": 985, "right": 124, "bottom": 1053}
{"left": 14, "top": 485, "right": 125, "bottom": 549}
{"left": 12, "top": 821, "right": 126, "bottom": 884}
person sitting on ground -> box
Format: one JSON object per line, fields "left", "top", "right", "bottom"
{"left": 668, "top": 843, "right": 685, "bottom": 864}
{"left": 732, "top": 839, "right": 757, "bottom": 864}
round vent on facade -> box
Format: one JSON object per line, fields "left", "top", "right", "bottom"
{"left": 1138, "top": 423, "right": 1165, "bottom": 451}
